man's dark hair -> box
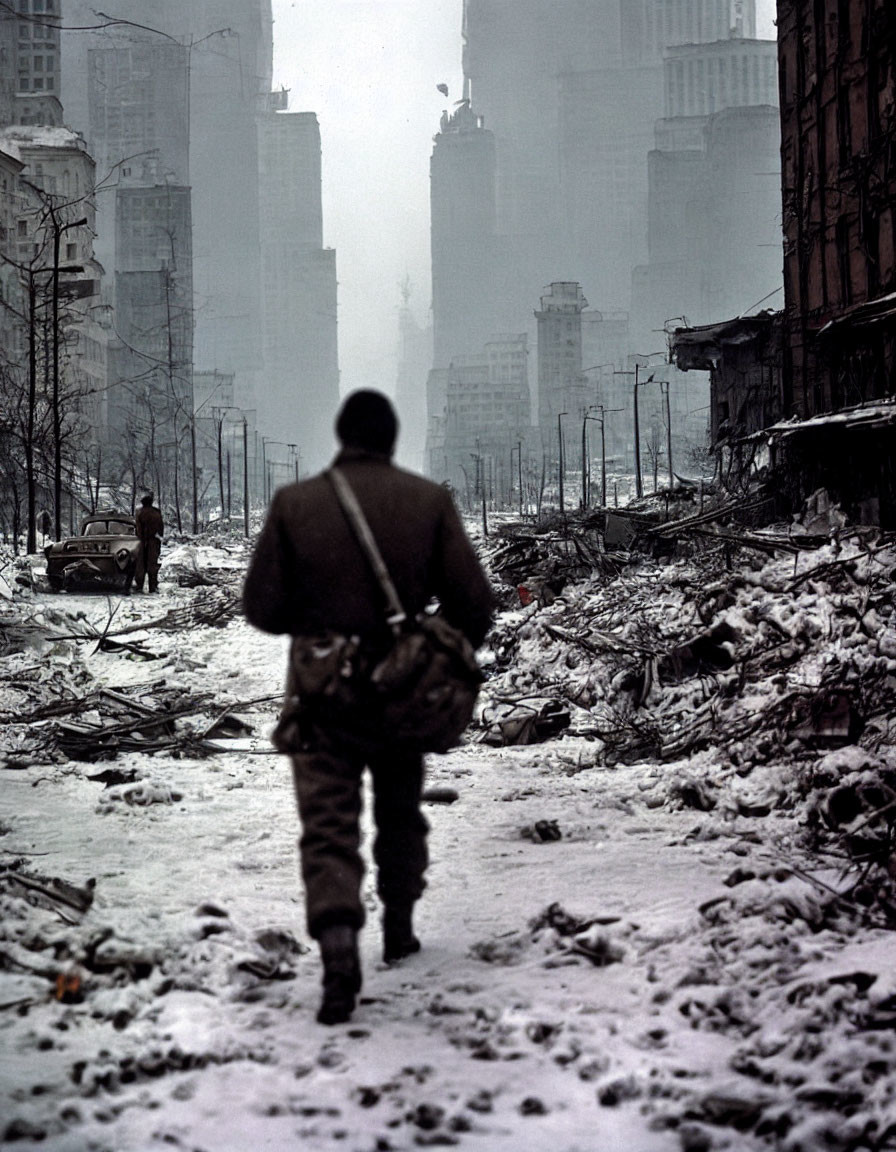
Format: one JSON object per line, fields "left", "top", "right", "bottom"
{"left": 140, "top": 494, "right": 154, "bottom": 507}
{"left": 335, "top": 390, "right": 398, "bottom": 455}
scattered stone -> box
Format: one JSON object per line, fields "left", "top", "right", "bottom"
{"left": 409, "top": 1103, "right": 445, "bottom": 1131}
{"left": 597, "top": 1075, "right": 642, "bottom": 1106}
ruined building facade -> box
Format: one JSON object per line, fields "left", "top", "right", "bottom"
{"left": 777, "top": 0, "right": 896, "bottom": 417}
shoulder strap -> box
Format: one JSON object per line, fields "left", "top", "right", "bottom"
{"left": 326, "top": 467, "right": 407, "bottom": 627}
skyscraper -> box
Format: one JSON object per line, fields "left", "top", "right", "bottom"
{"left": 258, "top": 107, "right": 339, "bottom": 472}
{"left": 630, "top": 34, "right": 781, "bottom": 349}
{"left": 429, "top": 0, "right": 763, "bottom": 476}
{"left": 430, "top": 100, "right": 501, "bottom": 373}
{"left": 61, "top": 0, "right": 339, "bottom": 469}
{"left": 1, "top": 0, "right": 62, "bottom": 127}
{"left": 61, "top": 1, "right": 273, "bottom": 413}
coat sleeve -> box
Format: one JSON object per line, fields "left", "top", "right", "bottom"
{"left": 430, "top": 492, "right": 494, "bottom": 648}
{"left": 242, "top": 491, "right": 302, "bottom": 634}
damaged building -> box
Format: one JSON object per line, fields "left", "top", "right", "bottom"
{"left": 671, "top": 1, "right": 896, "bottom": 529}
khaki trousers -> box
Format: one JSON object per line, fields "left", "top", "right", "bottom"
{"left": 290, "top": 727, "right": 428, "bottom": 939}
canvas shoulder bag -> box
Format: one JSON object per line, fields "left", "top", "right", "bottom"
{"left": 321, "top": 467, "right": 484, "bottom": 753}
{"left": 273, "top": 469, "right": 484, "bottom": 754}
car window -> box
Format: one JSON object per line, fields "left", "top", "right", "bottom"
{"left": 83, "top": 520, "right": 134, "bottom": 536}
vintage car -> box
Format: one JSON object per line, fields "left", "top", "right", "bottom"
{"left": 44, "top": 511, "right": 141, "bottom": 593}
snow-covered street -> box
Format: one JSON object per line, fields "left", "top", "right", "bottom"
{"left": 2, "top": 525, "right": 895, "bottom": 1151}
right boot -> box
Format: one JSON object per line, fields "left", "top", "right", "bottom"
{"left": 383, "top": 905, "right": 421, "bottom": 964}
{"left": 316, "top": 924, "right": 361, "bottom": 1026}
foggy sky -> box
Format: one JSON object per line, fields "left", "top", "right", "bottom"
{"left": 270, "top": 0, "right": 778, "bottom": 399}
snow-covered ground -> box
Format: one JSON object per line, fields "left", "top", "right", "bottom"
{"left": 1, "top": 526, "right": 895, "bottom": 1151}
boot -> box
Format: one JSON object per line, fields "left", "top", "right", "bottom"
{"left": 316, "top": 924, "right": 361, "bottom": 1025}
{"left": 383, "top": 905, "right": 420, "bottom": 964}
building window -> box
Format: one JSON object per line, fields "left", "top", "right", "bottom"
{"left": 66, "top": 241, "right": 77, "bottom": 260}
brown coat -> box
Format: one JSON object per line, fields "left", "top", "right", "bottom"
{"left": 135, "top": 504, "right": 164, "bottom": 546}
{"left": 243, "top": 449, "right": 493, "bottom": 649}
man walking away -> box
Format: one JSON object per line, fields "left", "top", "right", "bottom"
{"left": 243, "top": 390, "right": 493, "bottom": 1025}
{"left": 134, "top": 492, "right": 163, "bottom": 593}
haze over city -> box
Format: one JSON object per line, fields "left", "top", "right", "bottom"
{"left": 2, "top": 3, "right": 896, "bottom": 1147}
{"left": 270, "top": 0, "right": 779, "bottom": 397}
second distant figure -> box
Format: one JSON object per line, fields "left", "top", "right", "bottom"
{"left": 134, "top": 492, "right": 164, "bottom": 593}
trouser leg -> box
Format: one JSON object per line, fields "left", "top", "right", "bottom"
{"left": 368, "top": 750, "right": 428, "bottom": 910}
{"left": 147, "top": 541, "right": 160, "bottom": 592}
{"left": 134, "top": 548, "right": 146, "bottom": 591}
{"left": 291, "top": 741, "right": 365, "bottom": 939}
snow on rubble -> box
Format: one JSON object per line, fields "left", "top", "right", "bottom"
{"left": 0, "top": 504, "right": 895, "bottom": 1152}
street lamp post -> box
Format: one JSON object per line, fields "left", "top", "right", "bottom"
{"left": 50, "top": 212, "right": 88, "bottom": 539}
{"left": 189, "top": 411, "right": 199, "bottom": 533}
{"left": 582, "top": 406, "right": 607, "bottom": 508}
{"left": 472, "top": 446, "right": 488, "bottom": 537}
{"left": 662, "top": 381, "right": 674, "bottom": 492}
{"left": 555, "top": 407, "right": 568, "bottom": 511}
{"left": 213, "top": 406, "right": 246, "bottom": 531}
{"left": 614, "top": 353, "right": 665, "bottom": 502}
{"left": 633, "top": 365, "right": 643, "bottom": 499}
{"left": 242, "top": 418, "right": 250, "bottom": 537}
{"left": 262, "top": 439, "right": 292, "bottom": 504}
{"left": 557, "top": 412, "right": 568, "bottom": 514}
{"left": 510, "top": 440, "right": 523, "bottom": 517}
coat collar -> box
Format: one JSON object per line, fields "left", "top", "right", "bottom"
{"left": 333, "top": 446, "right": 393, "bottom": 466}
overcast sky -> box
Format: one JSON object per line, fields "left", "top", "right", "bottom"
{"left": 270, "top": 0, "right": 778, "bottom": 397}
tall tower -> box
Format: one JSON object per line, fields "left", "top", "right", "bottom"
{"left": 0, "top": 0, "right": 63, "bottom": 127}
{"left": 257, "top": 108, "right": 339, "bottom": 472}
{"left": 457, "top": 0, "right": 758, "bottom": 320}
{"left": 430, "top": 100, "right": 501, "bottom": 374}
{"left": 630, "top": 34, "right": 781, "bottom": 349}
{"left": 61, "top": 1, "right": 274, "bottom": 414}
{"left": 536, "top": 282, "right": 588, "bottom": 441}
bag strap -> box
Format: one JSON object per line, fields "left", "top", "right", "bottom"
{"left": 326, "top": 467, "right": 407, "bottom": 628}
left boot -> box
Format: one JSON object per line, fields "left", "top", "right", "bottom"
{"left": 317, "top": 924, "right": 361, "bottom": 1025}
{"left": 383, "top": 905, "right": 420, "bottom": 964}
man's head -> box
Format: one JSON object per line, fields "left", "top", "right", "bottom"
{"left": 141, "top": 493, "right": 154, "bottom": 507}
{"left": 335, "top": 390, "right": 398, "bottom": 456}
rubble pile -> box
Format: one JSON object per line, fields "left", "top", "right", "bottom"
{"left": 0, "top": 581, "right": 264, "bottom": 765}
{"left": 478, "top": 507, "right": 896, "bottom": 921}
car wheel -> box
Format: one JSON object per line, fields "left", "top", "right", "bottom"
{"left": 121, "top": 565, "right": 135, "bottom": 596}
{"left": 47, "top": 573, "right": 63, "bottom": 592}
